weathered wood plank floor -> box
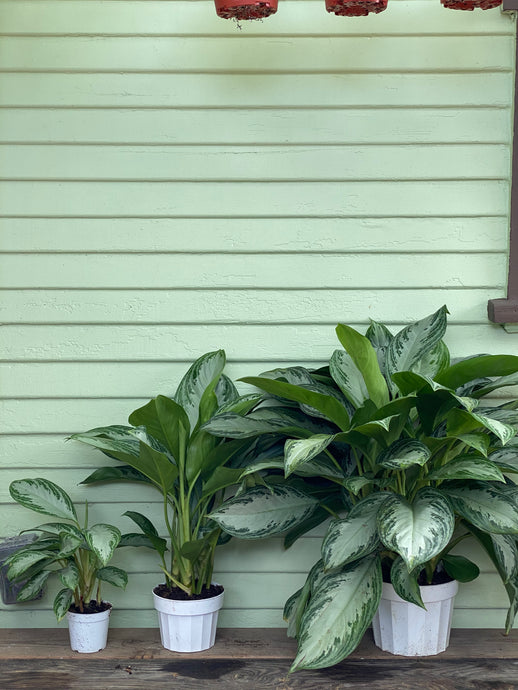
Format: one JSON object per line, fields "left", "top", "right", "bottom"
{"left": 0, "top": 628, "right": 517, "bottom": 689}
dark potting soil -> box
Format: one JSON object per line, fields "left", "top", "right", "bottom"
{"left": 68, "top": 600, "right": 112, "bottom": 615}
{"left": 154, "top": 583, "right": 224, "bottom": 601}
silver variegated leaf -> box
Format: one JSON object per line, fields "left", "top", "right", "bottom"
{"left": 59, "top": 563, "right": 80, "bottom": 590}
{"left": 490, "top": 447, "right": 518, "bottom": 473}
{"left": 329, "top": 349, "right": 369, "bottom": 409}
{"left": 427, "top": 456, "right": 505, "bottom": 483}
{"left": 85, "top": 524, "right": 121, "bottom": 566}
{"left": 443, "top": 481, "right": 518, "bottom": 534}
{"left": 174, "top": 350, "right": 226, "bottom": 431}
{"left": 386, "top": 306, "right": 448, "bottom": 393}
{"left": 284, "top": 586, "right": 304, "bottom": 638}
{"left": 54, "top": 587, "right": 74, "bottom": 621}
{"left": 377, "top": 439, "right": 431, "bottom": 470}
{"left": 291, "top": 555, "right": 382, "bottom": 671}
{"left": 17, "top": 570, "right": 51, "bottom": 603}
{"left": 97, "top": 565, "right": 128, "bottom": 589}
{"left": 377, "top": 488, "right": 455, "bottom": 570}
{"left": 322, "top": 494, "right": 385, "bottom": 569}
{"left": 58, "top": 532, "right": 84, "bottom": 558}
{"left": 284, "top": 435, "right": 335, "bottom": 477}
{"left": 209, "top": 485, "right": 319, "bottom": 539}
{"left": 390, "top": 556, "right": 425, "bottom": 609}
{"left": 490, "top": 534, "right": 518, "bottom": 584}
{"left": 9, "top": 478, "right": 77, "bottom": 522}
{"left": 6, "top": 549, "right": 55, "bottom": 580}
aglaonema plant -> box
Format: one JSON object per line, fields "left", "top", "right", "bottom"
{"left": 6, "top": 478, "right": 128, "bottom": 620}
{"left": 204, "top": 307, "right": 518, "bottom": 671}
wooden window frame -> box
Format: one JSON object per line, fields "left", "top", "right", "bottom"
{"left": 488, "top": 1, "right": 518, "bottom": 324}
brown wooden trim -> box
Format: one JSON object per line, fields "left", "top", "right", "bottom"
{"left": 488, "top": 11, "right": 518, "bottom": 323}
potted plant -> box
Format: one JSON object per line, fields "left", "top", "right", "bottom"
{"left": 5, "top": 478, "right": 128, "bottom": 653}
{"left": 204, "top": 307, "right": 518, "bottom": 670}
{"left": 70, "top": 350, "right": 271, "bottom": 653}
{"left": 325, "top": 0, "right": 388, "bottom": 17}
{"left": 214, "top": 0, "right": 278, "bottom": 20}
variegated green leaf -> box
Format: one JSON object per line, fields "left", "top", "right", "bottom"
{"left": 329, "top": 349, "right": 369, "bottom": 409}
{"left": 284, "top": 435, "right": 335, "bottom": 477}
{"left": 58, "top": 532, "right": 84, "bottom": 558}
{"left": 412, "top": 340, "right": 450, "bottom": 379}
{"left": 490, "top": 535, "right": 518, "bottom": 582}
{"left": 470, "top": 371, "right": 518, "bottom": 398}
{"left": 377, "top": 439, "right": 431, "bottom": 470}
{"left": 9, "top": 478, "right": 77, "bottom": 522}
{"left": 365, "top": 319, "right": 393, "bottom": 375}
{"left": 447, "top": 409, "right": 516, "bottom": 446}
{"left": 284, "top": 586, "right": 304, "bottom": 638}
{"left": 202, "top": 409, "right": 312, "bottom": 439}
{"left": 97, "top": 565, "right": 128, "bottom": 589}
{"left": 490, "top": 447, "right": 518, "bottom": 473}
{"left": 322, "top": 494, "right": 384, "bottom": 569}
{"left": 455, "top": 433, "right": 490, "bottom": 458}
{"left": 259, "top": 366, "right": 315, "bottom": 386}
{"left": 443, "top": 481, "right": 518, "bottom": 534}
{"left": 335, "top": 325, "right": 389, "bottom": 408}
{"left": 386, "top": 306, "right": 448, "bottom": 392}
{"left": 59, "top": 563, "right": 79, "bottom": 590}
{"left": 377, "top": 488, "right": 455, "bottom": 570}
{"left": 427, "top": 456, "right": 505, "bottom": 483}
{"left": 54, "top": 587, "right": 74, "bottom": 621}
{"left": 209, "top": 485, "right": 319, "bottom": 539}
{"left": 174, "top": 350, "right": 226, "bottom": 431}
{"left": 85, "top": 524, "right": 121, "bottom": 566}
{"left": 390, "top": 556, "right": 425, "bottom": 608}
{"left": 291, "top": 555, "right": 382, "bottom": 671}
{"left": 17, "top": 570, "right": 51, "bottom": 603}
{"left": 436, "top": 354, "right": 518, "bottom": 391}
{"left": 30, "top": 523, "right": 84, "bottom": 539}
{"left": 6, "top": 549, "right": 55, "bottom": 580}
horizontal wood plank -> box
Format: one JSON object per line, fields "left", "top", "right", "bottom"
{"left": 0, "top": 108, "right": 510, "bottom": 145}
{"left": 1, "top": 36, "right": 512, "bottom": 72}
{"left": 0, "top": 73, "right": 511, "bottom": 108}
{"left": 1, "top": 144, "right": 508, "bottom": 181}
{"left": 0, "top": 289, "right": 503, "bottom": 325}
{"left": 0, "top": 0, "right": 512, "bottom": 35}
{"left": 0, "top": 217, "right": 508, "bottom": 251}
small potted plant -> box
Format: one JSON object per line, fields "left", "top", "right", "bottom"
{"left": 214, "top": 0, "right": 278, "bottom": 20}
{"left": 205, "top": 308, "right": 518, "bottom": 669}
{"left": 6, "top": 478, "right": 129, "bottom": 653}
{"left": 325, "top": 0, "right": 388, "bottom": 17}
{"left": 70, "top": 350, "right": 264, "bottom": 653}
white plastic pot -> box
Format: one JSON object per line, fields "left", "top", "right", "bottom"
{"left": 67, "top": 605, "right": 112, "bottom": 653}
{"left": 153, "top": 585, "right": 224, "bottom": 653}
{"left": 372, "top": 580, "right": 458, "bottom": 656}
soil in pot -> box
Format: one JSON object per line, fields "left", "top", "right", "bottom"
{"left": 68, "top": 600, "right": 112, "bottom": 615}
{"left": 441, "top": 0, "right": 501, "bottom": 8}
{"left": 154, "top": 583, "right": 224, "bottom": 601}
{"left": 214, "top": 0, "right": 278, "bottom": 20}
{"left": 325, "top": 0, "right": 388, "bottom": 16}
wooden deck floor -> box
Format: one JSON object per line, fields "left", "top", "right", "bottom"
{"left": 0, "top": 628, "right": 517, "bottom": 689}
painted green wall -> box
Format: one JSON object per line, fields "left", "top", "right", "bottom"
{"left": 0, "top": 0, "right": 517, "bottom": 630}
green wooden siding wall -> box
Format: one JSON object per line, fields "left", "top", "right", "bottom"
{"left": 0, "top": 0, "right": 517, "bottom": 629}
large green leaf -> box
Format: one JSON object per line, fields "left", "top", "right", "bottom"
{"left": 6, "top": 549, "right": 55, "bottom": 580}
{"left": 441, "top": 554, "right": 480, "bottom": 583}
{"left": 284, "top": 435, "right": 335, "bottom": 477}
{"left": 447, "top": 409, "right": 516, "bottom": 447}
{"left": 443, "top": 481, "right": 518, "bottom": 534}
{"left": 385, "top": 306, "right": 448, "bottom": 392}
{"left": 427, "top": 455, "right": 505, "bottom": 483}
{"left": 81, "top": 465, "right": 150, "bottom": 485}
{"left": 59, "top": 563, "right": 80, "bottom": 590}
{"left": 97, "top": 565, "right": 129, "bottom": 590}
{"left": 209, "top": 485, "right": 319, "bottom": 539}
{"left": 377, "top": 439, "right": 431, "bottom": 470}
{"left": 436, "top": 354, "right": 518, "bottom": 391}
{"left": 174, "top": 350, "right": 226, "bottom": 431}
{"left": 9, "top": 478, "right": 78, "bottom": 522}
{"left": 291, "top": 555, "right": 382, "bottom": 671}
{"left": 85, "top": 524, "right": 121, "bottom": 566}
{"left": 17, "top": 570, "right": 52, "bottom": 603}
{"left": 122, "top": 511, "right": 168, "bottom": 558}
{"left": 390, "top": 556, "right": 424, "bottom": 608}
{"left": 365, "top": 320, "right": 394, "bottom": 375}
{"left": 322, "top": 494, "right": 384, "bottom": 569}
{"left": 127, "top": 441, "right": 178, "bottom": 493}
{"left": 377, "top": 488, "right": 455, "bottom": 570}
{"left": 335, "top": 324, "right": 390, "bottom": 408}
{"left": 239, "top": 377, "right": 350, "bottom": 431}
{"left": 202, "top": 409, "right": 316, "bottom": 439}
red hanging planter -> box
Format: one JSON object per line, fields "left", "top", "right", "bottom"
{"left": 441, "top": 0, "right": 502, "bottom": 8}
{"left": 214, "top": 0, "right": 278, "bottom": 20}
{"left": 325, "top": 0, "right": 388, "bottom": 16}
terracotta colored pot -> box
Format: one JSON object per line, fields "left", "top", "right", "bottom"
{"left": 441, "top": 0, "right": 501, "bottom": 8}
{"left": 214, "top": 0, "right": 278, "bottom": 20}
{"left": 325, "top": 0, "right": 388, "bottom": 16}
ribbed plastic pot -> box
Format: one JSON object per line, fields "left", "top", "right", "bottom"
{"left": 67, "top": 605, "right": 112, "bottom": 653}
{"left": 372, "top": 580, "right": 458, "bottom": 656}
{"left": 214, "top": 0, "right": 278, "bottom": 20}
{"left": 153, "top": 586, "right": 224, "bottom": 653}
